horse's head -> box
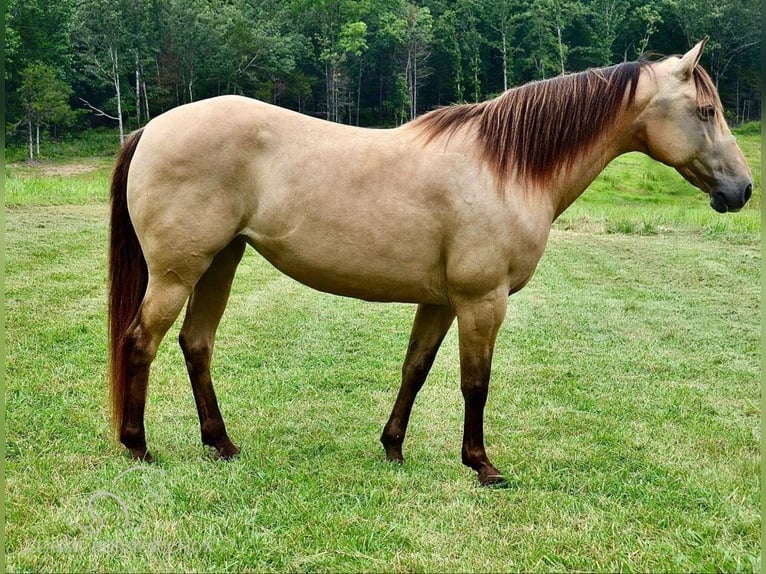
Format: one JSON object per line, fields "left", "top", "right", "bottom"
{"left": 638, "top": 38, "right": 753, "bottom": 213}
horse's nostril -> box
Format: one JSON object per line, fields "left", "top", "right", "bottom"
{"left": 744, "top": 184, "right": 753, "bottom": 203}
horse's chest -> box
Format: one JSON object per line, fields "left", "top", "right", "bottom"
{"left": 505, "top": 222, "right": 550, "bottom": 292}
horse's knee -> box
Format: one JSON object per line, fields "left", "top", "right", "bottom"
{"left": 401, "top": 361, "right": 428, "bottom": 387}
{"left": 124, "top": 323, "right": 160, "bottom": 367}
{"left": 178, "top": 332, "right": 212, "bottom": 368}
{"left": 460, "top": 369, "right": 491, "bottom": 403}
{"left": 401, "top": 346, "right": 437, "bottom": 385}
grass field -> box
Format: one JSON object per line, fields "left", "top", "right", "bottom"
{"left": 4, "top": 129, "right": 761, "bottom": 572}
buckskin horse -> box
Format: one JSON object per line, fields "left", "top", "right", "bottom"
{"left": 108, "top": 39, "right": 752, "bottom": 485}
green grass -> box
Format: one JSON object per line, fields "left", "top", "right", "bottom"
{"left": 4, "top": 132, "right": 761, "bottom": 572}
{"left": 5, "top": 158, "right": 115, "bottom": 205}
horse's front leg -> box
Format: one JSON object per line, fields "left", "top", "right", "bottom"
{"left": 456, "top": 291, "right": 508, "bottom": 486}
{"left": 381, "top": 304, "right": 456, "bottom": 463}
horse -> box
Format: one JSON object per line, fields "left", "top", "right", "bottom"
{"left": 108, "top": 39, "right": 752, "bottom": 486}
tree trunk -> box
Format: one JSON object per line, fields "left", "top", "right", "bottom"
{"left": 335, "top": 67, "right": 340, "bottom": 123}
{"left": 473, "top": 52, "right": 480, "bottom": 102}
{"left": 36, "top": 123, "right": 41, "bottom": 157}
{"left": 501, "top": 29, "right": 508, "bottom": 91}
{"left": 412, "top": 45, "right": 418, "bottom": 119}
{"left": 28, "top": 120, "right": 34, "bottom": 160}
{"left": 556, "top": 21, "right": 565, "bottom": 75}
{"left": 110, "top": 45, "right": 125, "bottom": 145}
{"left": 135, "top": 55, "right": 141, "bottom": 127}
{"left": 330, "top": 66, "right": 336, "bottom": 122}
{"left": 356, "top": 59, "right": 362, "bottom": 126}
{"left": 405, "top": 49, "right": 414, "bottom": 120}
{"left": 142, "top": 78, "right": 151, "bottom": 121}
{"left": 325, "top": 62, "right": 332, "bottom": 122}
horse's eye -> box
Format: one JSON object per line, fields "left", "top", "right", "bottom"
{"left": 698, "top": 105, "right": 716, "bottom": 121}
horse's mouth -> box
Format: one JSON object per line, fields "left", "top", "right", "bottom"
{"left": 710, "top": 193, "right": 732, "bottom": 213}
{"left": 710, "top": 187, "right": 751, "bottom": 214}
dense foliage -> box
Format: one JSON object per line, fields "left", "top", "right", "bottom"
{"left": 5, "top": 0, "right": 761, "bottom": 151}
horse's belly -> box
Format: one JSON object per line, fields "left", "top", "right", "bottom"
{"left": 243, "top": 228, "right": 448, "bottom": 304}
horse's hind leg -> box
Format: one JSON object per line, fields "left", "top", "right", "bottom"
{"left": 381, "top": 304, "right": 455, "bottom": 462}
{"left": 121, "top": 277, "right": 193, "bottom": 462}
{"left": 178, "top": 237, "right": 246, "bottom": 458}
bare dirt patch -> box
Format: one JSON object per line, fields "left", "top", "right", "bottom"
{"left": 8, "top": 159, "right": 105, "bottom": 177}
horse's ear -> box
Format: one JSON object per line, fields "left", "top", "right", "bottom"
{"left": 676, "top": 36, "right": 709, "bottom": 80}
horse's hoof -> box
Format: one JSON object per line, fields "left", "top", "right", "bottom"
{"left": 215, "top": 441, "right": 240, "bottom": 460}
{"left": 382, "top": 442, "right": 404, "bottom": 464}
{"left": 478, "top": 468, "right": 509, "bottom": 488}
{"left": 129, "top": 448, "right": 154, "bottom": 463}
{"left": 384, "top": 450, "right": 404, "bottom": 464}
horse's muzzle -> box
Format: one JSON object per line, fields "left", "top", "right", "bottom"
{"left": 710, "top": 182, "right": 753, "bottom": 213}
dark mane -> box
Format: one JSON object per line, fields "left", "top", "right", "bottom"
{"left": 411, "top": 62, "right": 648, "bottom": 185}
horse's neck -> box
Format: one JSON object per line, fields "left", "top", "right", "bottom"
{"left": 547, "top": 104, "right": 644, "bottom": 220}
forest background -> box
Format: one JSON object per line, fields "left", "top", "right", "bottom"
{"left": 5, "top": 0, "right": 761, "bottom": 156}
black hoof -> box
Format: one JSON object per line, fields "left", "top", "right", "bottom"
{"left": 202, "top": 434, "right": 240, "bottom": 460}
{"left": 477, "top": 467, "right": 508, "bottom": 488}
{"left": 215, "top": 449, "right": 240, "bottom": 461}
{"left": 381, "top": 440, "right": 404, "bottom": 464}
{"left": 128, "top": 447, "right": 154, "bottom": 463}
{"left": 215, "top": 440, "right": 240, "bottom": 460}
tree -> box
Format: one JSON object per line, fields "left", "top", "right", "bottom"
{"left": 586, "top": 0, "right": 630, "bottom": 65}
{"left": 675, "top": 0, "right": 760, "bottom": 122}
{"left": 294, "top": 0, "right": 371, "bottom": 123}
{"left": 430, "top": 7, "right": 464, "bottom": 102}
{"left": 4, "top": 0, "right": 761, "bottom": 140}
{"left": 5, "top": 7, "right": 21, "bottom": 83}
{"left": 521, "top": 2, "right": 559, "bottom": 79}
{"left": 71, "top": 0, "right": 131, "bottom": 142}
{"left": 161, "top": 0, "right": 215, "bottom": 106}
{"left": 121, "top": 0, "right": 160, "bottom": 127}
{"left": 218, "top": 0, "right": 306, "bottom": 102}
{"left": 401, "top": 4, "right": 433, "bottom": 118}
{"left": 327, "top": 20, "right": 368, "bottom": 122}
{"left": 549, "top": 0, "right": 583, "bottom": 75}
{"left": 675, "top": 0, "right": 760, "bottom": 87}
{"left": 633, "top": 3, "right": 663, "bottom": 58}
{"left": 19, "top": 63, "right": 75, "bottom": 159}
{"left": 380, "top": 2, "right": 433, "bottom": 121}
{"left": 485, "top": 0, "right": 524, "bottom": 91}
{"left": 455, "top": 0, "right": 483, "bottom": 102}
{"left": 6, "top": 0, "right": 76, "bottom": 136}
